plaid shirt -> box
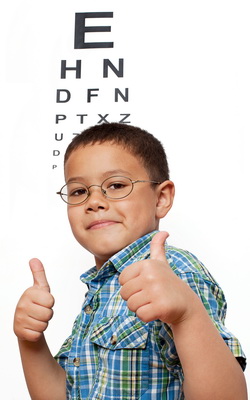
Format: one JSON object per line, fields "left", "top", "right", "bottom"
{"left": 55, "top": 231, "right": 246, "bottom": 400}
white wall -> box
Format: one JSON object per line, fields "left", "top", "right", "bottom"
{"left": 1, "top": 1, "right": 249, "bottom": 397}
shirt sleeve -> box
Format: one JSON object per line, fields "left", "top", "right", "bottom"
{"left": 178, "top": 271, "right": 246, "bottom": 365}
{"left": 165, "top": 247, "right": 247, "bottom": 370}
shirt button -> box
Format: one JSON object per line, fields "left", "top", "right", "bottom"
{"left": 73, "top": 357, "right": 80, "bottom": 367}
{"left": 110, "top": 334, "right": 117, "bottom": 345}
{"left": 84, "top": 305, "right": 93, "bottom": 314}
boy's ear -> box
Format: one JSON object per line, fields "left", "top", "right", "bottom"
{"left": 155, "top": 180, "right": 175, "bottom": 219}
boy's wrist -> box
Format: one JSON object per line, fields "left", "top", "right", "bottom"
{"left": 168, "top": 292, "right": 206, "bottom": 330}
{"left": 18, "top": 333, "right": 47, "bottom": 349}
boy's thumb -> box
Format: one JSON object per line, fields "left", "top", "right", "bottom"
{"left": 150, "top": 231, "right": 169, "bottom": 262}
{"left": 29, "top": 258, "right": 50, "bottom": 292}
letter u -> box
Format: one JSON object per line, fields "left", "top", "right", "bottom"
{"left": 55, "top": 133, "right": 63, "bottom": 141}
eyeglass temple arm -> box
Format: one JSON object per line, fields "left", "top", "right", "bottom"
{"left": 132, "top": 180, "right": 161, "bottom": 184}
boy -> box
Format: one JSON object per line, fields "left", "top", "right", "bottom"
{"left": 14, "top": 123, "right": 247, "bottom": 400}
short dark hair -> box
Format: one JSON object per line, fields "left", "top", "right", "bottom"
{"left": 64, "top": 123, "right": 170, "bottom": 181}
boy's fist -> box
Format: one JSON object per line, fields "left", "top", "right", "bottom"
{"left": 14, "top": 259, "right": 55, "bottom": 342}
{"left": 119, "top": 232, "right": 197, "bottom": 325}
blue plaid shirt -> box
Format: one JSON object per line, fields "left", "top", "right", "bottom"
{"left": 55, "top": 231, "right": 246, "bottom": 400}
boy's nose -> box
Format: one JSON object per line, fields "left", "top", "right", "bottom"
{"left": 85, "top": 187, "right": 109, "bottom": 211}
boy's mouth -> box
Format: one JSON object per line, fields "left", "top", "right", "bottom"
{"left": 87, "top": 220, "right": 118, "bottom": 230}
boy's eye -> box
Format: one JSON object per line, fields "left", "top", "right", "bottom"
{"left": 103, "top": 177, "right": 132, "bottom": 198}
{"left": 108, "top": 182, "right": 126, "bottom": 190}
{"left": 105, "top": 177, "right": 131, "bottom": 191}
{"left": 68, "top": 186, "right": 88, "bottom": 197}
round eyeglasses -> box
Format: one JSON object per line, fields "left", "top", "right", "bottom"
{"left": 57, "top": 176, "right": 161, "bottom": 205}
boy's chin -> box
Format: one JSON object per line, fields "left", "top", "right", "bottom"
{"left": 76, "top": 228, "right": 154, "bottom": 266}
{"left": 82, "top": 241, "right": 129, "bottom": 267}
{"left": 93, "top": 246, "right": 124, "bottom": 261}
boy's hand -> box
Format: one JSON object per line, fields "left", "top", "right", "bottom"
{"left": 119, "top": 232, "right": 197, "bottom": 325}
{"left": 14, "top": 259, "right": 55, "bottom": 342}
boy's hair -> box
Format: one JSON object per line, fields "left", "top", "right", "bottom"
{"left": 64, "top": 123, "right": 170, "bottom": 181}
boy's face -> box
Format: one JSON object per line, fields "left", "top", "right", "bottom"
{"left": 65, "top": 142, "right": 173, "bottom": 269}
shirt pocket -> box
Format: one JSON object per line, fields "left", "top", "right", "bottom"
{"left": 90, "top": 315, "right": 149, "bottom": 400}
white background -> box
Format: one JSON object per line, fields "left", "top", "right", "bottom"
{"left": 0, "top": 1, "right": 249, "bottom": 397}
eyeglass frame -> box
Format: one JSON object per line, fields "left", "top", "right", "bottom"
{"left": 56, "top": 175, "right": 161, "bottom": 205}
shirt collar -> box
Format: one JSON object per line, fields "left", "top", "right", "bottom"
{"left": 80, "top": 230, "right": 159, "bottom": 285}
{"left": 110, "top": 230, "right": 158, "bottom": 273}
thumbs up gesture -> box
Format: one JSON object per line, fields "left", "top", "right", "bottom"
{"left": 14, "top": 259, "right": 55, "bottom": 342}
{"left": 119, "top": 232, "right": 195, "bottom": 325}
